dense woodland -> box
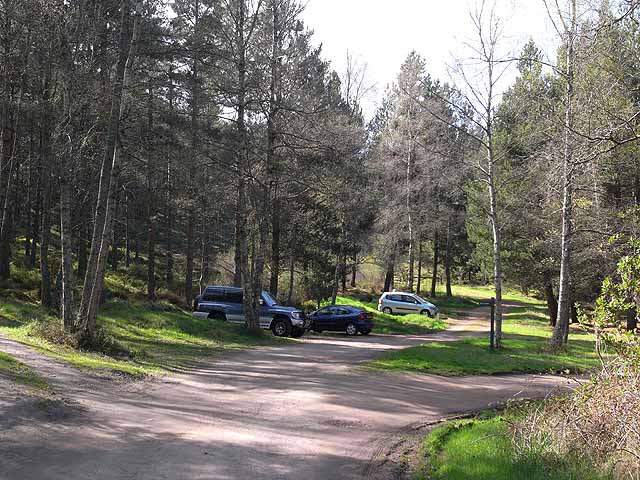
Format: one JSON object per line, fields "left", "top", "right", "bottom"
{"left": 1, "top": 0, "right": 639, "bottom": 349}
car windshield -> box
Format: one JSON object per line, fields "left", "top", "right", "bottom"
{"left": 261, "top": 291, "right": 278, "bottom": 306}
{"left": 413, "top": 295, "right": 428, "bottom": 304}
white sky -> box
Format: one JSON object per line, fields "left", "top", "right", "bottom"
{"left": 301, "top": 0, "right": 559, "bottom": 119}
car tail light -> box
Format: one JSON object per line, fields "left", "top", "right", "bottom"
{"left": 359, "top": 312, "right": 365, "bottom": 320}
{"left": 192, "top": 299, "right": 198, "bottom": 311}
{"left": 378, "top": 297, "right": 382, "bottom": 304}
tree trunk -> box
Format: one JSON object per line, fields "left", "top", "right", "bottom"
{"left": 406, "top": 127, "right": 414, "bottom": 293}
{"left": 416, "top": 241, "right": 422, "bottom": 294}
{"left": 0, "top": 104, "right": 16, "bottom": 282}
{"left": 445, "top": 217, "right": 453, "bottom": 297}
{"left": 146, "top": 88, "right": 156, "bottom": 302}
{"left": 246, "top": 212, "right": 269, "bottom": 331}
{"left": 234, "top": 188, "right": 245, "bottom": 288}
{"left": 185, "top": 1, "right": 200, "bottom": 304}
{"left": 185, "top": 209, "right": 194, "bottom": 305}
{"left": 570, "top": 301, "right": 578, "bottom": 325}
{"left": 270, "top": 198, "right": 281, "bottom": 296}
{"left": 234, "top": 0, "right": 260, "bottom": 331}
{"left": 39, "top": 85, "right": 53, "bottom": 309}
{"left": 626, "top": 307, "right": 638, "bottom": 332}
{"left": 110, "top": 179, "right": 120, "bottom": 271}
{"left": 60, "top": 174, "right": 75, "bottom": 328}
{"left": 267, "top": 0, "right": 282, "bottom": 298}
{"left": 488, "top": 172, "right": 503, "bottom": 348}
{"left": 430, "top": 233, "right": 439, "bottom": 298}
{"left": 77, "top": 220, "right": 87, "bottom": 278}
{"left": 76, "top": 1, "right": 138, "bottom": 341}
{"left": 351, "top": 252, "right": 357, "bottom": 288}
{"left": 551, "top": 0, "right": 576, "bottom": 350}
{"left": 147, "top": 217, "right": 156, "bottom": 301}
{"left": 25, "top": 130, "right": 36, "bottom": 261}
{"left": 383, "top": 261, "right": 394, "bottom": 293}
{"left": 125, "top": 191, "right": 131, "bottom": 267}
{"left": 287, "top": 253, "right": 295, "bottom": 305}
{"left": 331, "top": 247, "right": 343, "bottom": 305}
{"left": 165, "top": 164, "right": 174, "bottom": 286}
{"left": 29, "top": 167, "right": 40, "bottom": 269}
{"left": 59, "top": 49, "right": 76, "bottom": 327}
{"left": 40, "top": 169, "right": 53, "bottom": 309}
{"left": 0, "top": 39, "right": 18, "bottom": 282}
{"left": 341, "top": 254, "right": 347, "bottom": 293}
{"left": 199, "top": 222, "right": 210, "bottom": 294}
{"left": 545, "top": 280, "right": 558, "bottom": 327}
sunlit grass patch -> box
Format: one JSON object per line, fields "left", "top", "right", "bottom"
{"left": 1, "top": 297, "right": 285, "bottom": 377}
{"left": 370, "top": 335, "right": 599, "bottom": 375}
{"left": 419, "top": 409, "right": 610, "bottom": 480}
{"left": 0, "top": 350, "right": 48, "bottom": 389}
{"left": 369, "top": 292, "right": 600, "bottom": 375}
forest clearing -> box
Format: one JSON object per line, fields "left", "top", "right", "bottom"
{"left": 1, "top": 0, "right": 639, "bottom": 478}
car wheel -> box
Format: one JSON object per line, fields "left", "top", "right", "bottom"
{"left": 271, "top": 318, "right": 292, "bottom": 337}
{"left": 346, "top": 323, "right": 358, "bottom": 336}
{"left": 291, "top": 327, "right": 305, "bottom": 338}
{"left": 359, "top": 329, "right": 371, "bottom": 336}
{"left": 382, "top": 307, "right": 392, "bottom": 314}
{"left": 208, "top": 311, "right": 226, "bottom": 321}
{"left": 420, "top": 309, "right": 434, "bottom": 318}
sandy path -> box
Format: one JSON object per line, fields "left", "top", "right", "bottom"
{"left": 0, "top": 307, "right": 574, "bottom": 480}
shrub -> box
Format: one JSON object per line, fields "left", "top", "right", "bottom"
{"left": 25, "top": 317, "right": 78, "bottom": 349}
{"left": 77, "top": 325, "right": 131, "bottom": 358}
{"left": 512, "top": 237, "right": 640, "bottom": 479}
{"left": 512, "top": 361, "right": 639, "bottom": 479}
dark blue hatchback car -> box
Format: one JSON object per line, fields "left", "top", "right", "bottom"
{"left": 309, "top": 305, "right": 374, "bottom": 336}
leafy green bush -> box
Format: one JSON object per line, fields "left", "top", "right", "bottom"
{"left": 513, "top": 237, "right": 640, "bottom": 479}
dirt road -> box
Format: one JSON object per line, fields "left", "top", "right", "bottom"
{"left": 0, "top": 311, "right": 574, "bottom": 480}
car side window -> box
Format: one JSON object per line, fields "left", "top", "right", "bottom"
{"left": 318, "top": 307, "right": 333, "bottom": 315}
{"left": 402, "top": 295, "right": 417, "bottom": 304}
{"left": 202, "top": 289, "right": 224, "bottom": 302}
{"left": 388, "top": 294, "right": 400, "bottom": 302}
{"left": 336, "top": 308, "right": 350, "bottom": 315}
{"left": 224, "top": 291, "right": 243, "bottom": 304}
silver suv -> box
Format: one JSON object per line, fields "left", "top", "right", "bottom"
{"left": 378, "top": 292, "right": 439, "bottom": 317}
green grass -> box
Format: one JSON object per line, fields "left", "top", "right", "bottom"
{"left": 420, "top": 410, "right": 610, "bottom": 480}
{"left": 0, "top": 350, "right": 48, "bottom": 389}
{"left": 435, "top": 284, "right": 539, "bottom": 303}
{"left": 332, "top": 296, "right": 447, "bottom": 334}
{"left": 369, "top": 289, "right": 601, "bottom": 375}
{"left": 1, "top": 297, "right": 284, "bottom": 377}
{"left": 330, "top": 285, "right": 528, "bottom": 335}
{"left": 99, "top": 300, "right": 284, "bottom": 369}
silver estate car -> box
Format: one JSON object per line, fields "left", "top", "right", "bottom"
{"left": 377, "top": 292, "right": 439, "bottom": 317}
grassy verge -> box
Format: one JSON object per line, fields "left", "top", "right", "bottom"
{"left": 333, "top": 296, "right": 447, "bottom": 334}
{"left": 332, "top": 284, "right": 511, "bottom": 334}
{"left": 369, "top": 289, "right": 601, "bottom": 375}
{"left": 419, "top": 409, "right": 609, "bottom": 480}
{"left": 0, "top": 350, "right": 48, "bottom": 389}
{"left": 1, "top": 297, "right": 283, "bottom": 377}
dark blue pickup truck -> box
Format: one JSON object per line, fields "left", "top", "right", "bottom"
{"left": 192, "top": 286, "right": 309, "bottom": 338}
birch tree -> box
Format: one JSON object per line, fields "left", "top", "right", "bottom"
{"left": 416, "top": 0, "right": 510, "bottom": 347}
{"left": 76, "top": 0, "right": 142, "bottom": 342}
